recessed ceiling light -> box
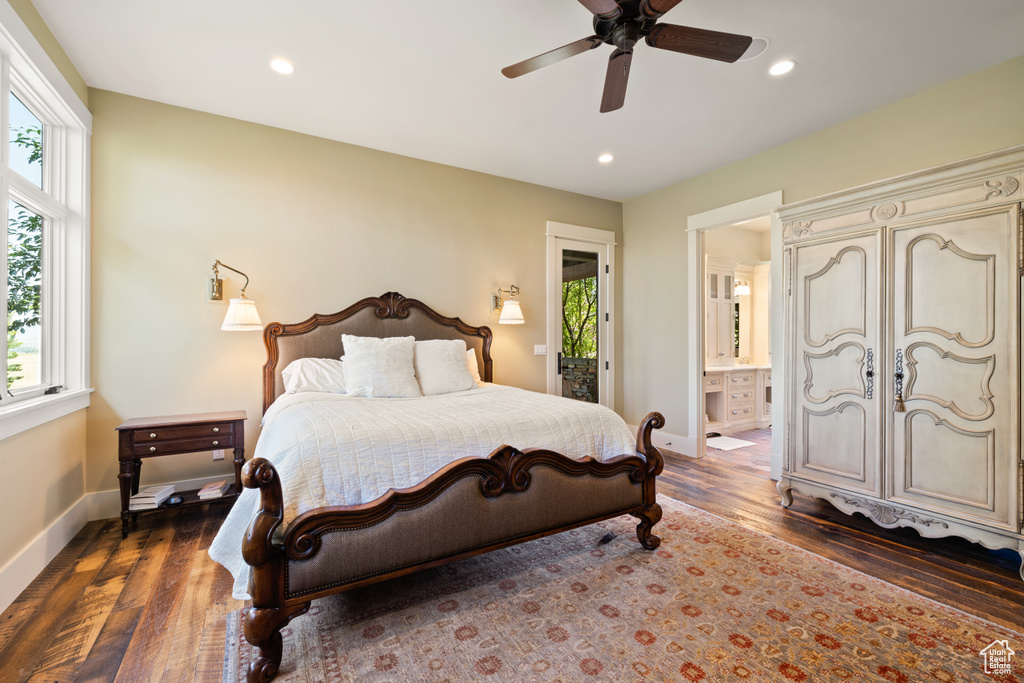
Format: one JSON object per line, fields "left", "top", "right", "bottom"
{"left": 769, "top": 60, "right": 796, "bottom": 76}
{"left": 737, "top": 37, "right": 770, "bottom": 62}
{"left": 270, "top": 58, "right": 295, "bottom": 75}
{"left": 598, "top": 153, "right": 614, "bottom": 164}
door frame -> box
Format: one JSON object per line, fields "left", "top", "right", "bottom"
{"left": 686, "top": 192, "right": 783, "bottom": 474}
{"left": 546, "top": 221, "right": 616, "bottom": 410}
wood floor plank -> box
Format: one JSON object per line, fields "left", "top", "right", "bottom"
{"left": 0, "top": 521, "right": 123, "bottom": 683}
{"left": 0, "top": 522, "right": 104, "bottom": 652}
{"left": 159, "top": 517, "right": 227, "bottom": 683}
{"left": 112, "top": 508, "right": 206, "bottom": 683}
{"left": 73, "top": 608, "right": 142, "bottom": 683}
{"left": 27, "top": 523, "right": 154, "bottom": 682}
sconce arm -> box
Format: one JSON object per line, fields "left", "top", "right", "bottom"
{"left": 213, "top": 260, "right": 251, "bottom": 297}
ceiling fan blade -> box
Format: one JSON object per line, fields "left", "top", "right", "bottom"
{"left": 600, "top": 49, "right": 632, "bottom": 113}
{"left": 578, "top": 0, "right": 623, "bottom": 19}
{"left": 502, "top": 36, "right": 604, "bottom": 78}
{"left": 639, "top": 0, "right": 686, "bottom": 19}
{"left": 646, "top": 24, "right": 753, "bottom": 63}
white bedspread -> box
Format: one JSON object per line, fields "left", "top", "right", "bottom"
{"left": 208, "top": 384, "right": 636, "bottom": 599}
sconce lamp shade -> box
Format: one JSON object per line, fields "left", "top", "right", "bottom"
{"left": 734, "top": 281, "right": 751, "bottom": 296}
{"left": 498, "top": 299, "right": 525, "bottom": 325}
{"left": 221, "top": 297, "right": 263, "bottom": 331}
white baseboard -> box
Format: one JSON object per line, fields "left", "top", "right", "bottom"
{"left": 0, "top": 473, "right": 237, "bottom": 614}
{"left": 628, "top": 425, "right": 699, "bottom": 458}
{"left": 0, "top": 493, "right": 89, "bottom": 614}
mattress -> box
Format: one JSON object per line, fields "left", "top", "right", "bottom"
{"left": 208, "top": 384, "right": 636, "bottom": 599}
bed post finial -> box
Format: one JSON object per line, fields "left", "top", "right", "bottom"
{"left": 241, "top": 458, "right": 310, "bottom": 683}
{"left": 632, "top": 412, "right": 665, "bottom": 550}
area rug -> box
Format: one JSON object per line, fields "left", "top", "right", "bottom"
{"left": 706, "top": 436, "right": 757, "bottom": 451}
{"left": 223, "top": 495, "right": 1023, "bottom": 682}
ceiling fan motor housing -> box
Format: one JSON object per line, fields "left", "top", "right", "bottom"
{"left": 594, "top": 0, "right": 657, "bottom": 47}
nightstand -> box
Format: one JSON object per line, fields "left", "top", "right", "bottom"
{"left": 116, "top": 410, "right": 246, "bottom": 538}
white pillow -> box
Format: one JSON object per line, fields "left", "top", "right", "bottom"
{"left": 342, "top": 335, "right": 421, "bottom": 398}
{"left": 414, "top": 339, "right": 478, "bottom": 395}
{"left": 281, "top": 358, "right": 346, "bottom": 394}
{"left": 465, "top": 348, "right": 483, "bottom": 386}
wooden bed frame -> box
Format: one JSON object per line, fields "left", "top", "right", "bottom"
{"left": 239, "top": 292, "right": 664, "bottom": 682}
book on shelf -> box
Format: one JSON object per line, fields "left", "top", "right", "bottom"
{"left": 129, "top": 484, "right": 175, "bottom": 510}
{"left": 198, "top": 479, "right": 230, "bottom": 500}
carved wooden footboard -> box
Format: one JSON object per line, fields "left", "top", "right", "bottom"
{"left": 239, "top": 412, "right": 665, "bottom": 683}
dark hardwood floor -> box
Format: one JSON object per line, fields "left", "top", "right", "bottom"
{"left": 1, "top": 452, "right": 1021, "bottom": 681}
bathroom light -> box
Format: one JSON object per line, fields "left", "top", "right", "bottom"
{"left": 734, "top": 281, "right": 751, "bottom": 296}
{"left": 210, "top": 260, "right": 263, "bottom": 331}
{"left": 598, "top": 154, "right": 614, "bottom": 164}
{"left": 769, "top": 60, "right": 796, "bottom": 76}
{"left": 270, "top": 58, "right": 295, "bottom": 75}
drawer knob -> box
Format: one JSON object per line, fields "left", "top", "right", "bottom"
{"left": 150, "top": 433, "right": 156, "bottom": 438}
{"left": 212, "top": 441, "right": 219, "bottom": 446}
{"left": 149, "top": 446, "right": 157, "bottom": 452}
{"left": 213, "top": 427, "right": 219, "bottom": 433}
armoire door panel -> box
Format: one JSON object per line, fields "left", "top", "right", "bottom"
{"left": 791, "top": 232, "right": 881, "bottom": 495}
{"left": 902, "top": 410, "right": 994, "bottom": 511}
{"left": 889, "top": 206, "right": 1018, "bottom": 527}
{"left": 904, "top": 342, "right": 995, "bottom": 421}
{"left": 904, "top": 232, "right": 995, "bottom": 347}
{"left": 801, "top": 403, "right": 867, "bottom": 480}
{"left": 803, "top": 245, "right": 868, "bottom": 348}
{"left": 803, "top": 342, "right": 866, "bottom": 404}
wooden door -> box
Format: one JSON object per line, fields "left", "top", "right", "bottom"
{"left": 790, "top": 231, "right": 882, "bottom": 495}
{"left": 888, "top": 205, "right": 1019, "bottom": 529}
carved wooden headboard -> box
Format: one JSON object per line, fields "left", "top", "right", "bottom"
{"left": 262, "top": 291, "right": 493, "bottom": 414}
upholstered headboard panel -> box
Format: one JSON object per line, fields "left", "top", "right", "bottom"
{"left": 262, "top": 292, "right": 493, "bottom": 413}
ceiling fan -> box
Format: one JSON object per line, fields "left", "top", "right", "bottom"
{"left": 502, "top": 0, "right": 754, "bottom": 113}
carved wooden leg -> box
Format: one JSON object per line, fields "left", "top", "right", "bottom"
{"left": 631, "top": 503, "right": 662, "bottom": 550}
{"left": 777, "top": 480, "right": 794, "bottom": 508}
{"left": 243, "top": 602, "right": 309, "bottom": 683}
{"left": 118, "top": 460, "right": 133, "bottom": 538}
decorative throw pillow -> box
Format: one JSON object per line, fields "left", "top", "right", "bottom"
{"left": 414, "top": 339, "right": 478, "bottom": 395}
{"left": 465, "top": 348, "right": 483, "bottom": 386}
{"left": 342, "top": 335, "right": 421, "bottom": 398}
{"left": 281, "top": 358, "right": 346, "bottom": 394}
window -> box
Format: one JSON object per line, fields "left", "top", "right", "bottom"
{"left": 0, "top": 6, "right": 92, "bottom": 437}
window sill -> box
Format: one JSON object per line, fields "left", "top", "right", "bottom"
{"left": 0, "top": 388, "right": 93, "bottom": 442}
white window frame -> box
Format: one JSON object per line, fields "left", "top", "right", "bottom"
{"left": 0, "top": 6, "right": 91, "bottom": 440}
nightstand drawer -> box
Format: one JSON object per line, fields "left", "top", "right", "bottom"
{"left": 133, "top": 434, "right": 234, "bottom": 456}
{"left": 134, "top": 422, "right": 234, "bottom": 443}
{"left": 728, "top": 406, "right": 755, "bottom": 419}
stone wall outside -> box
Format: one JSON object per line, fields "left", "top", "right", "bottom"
{"left": 561, "top": 357, "right": 597, "bottom": 403}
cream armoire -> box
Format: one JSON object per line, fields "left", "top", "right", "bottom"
{"left": 776, "top": 145, "right": 1023, "bottom": 579}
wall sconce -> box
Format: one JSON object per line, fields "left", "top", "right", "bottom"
{"left": 734, "top": 280, "right": 751, "bottom": 296}
{"left": 210, "top": 260, "right": 263, "bottom": 331}
{"left": 491, "top": 285, "right": 525, "bottom": 325}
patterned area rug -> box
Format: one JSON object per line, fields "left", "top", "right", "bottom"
{"left": 223, "top": 495, "right": 1023, "bottom": 682}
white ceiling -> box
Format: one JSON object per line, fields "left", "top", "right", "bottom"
{"left": 33, "top": 0, "right": 1024, "bottom": 201}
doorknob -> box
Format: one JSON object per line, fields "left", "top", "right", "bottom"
{"left": 557, "top": 351, "right": 562, "bottom": 376}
